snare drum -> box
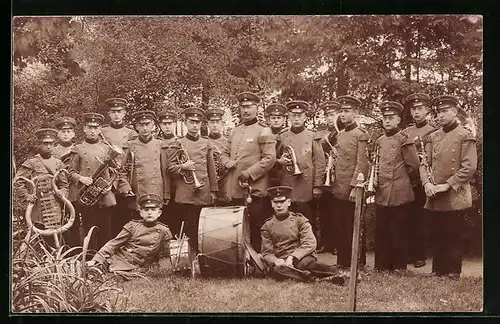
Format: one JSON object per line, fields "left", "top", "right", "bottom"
{"left": 198, "top": 206, "right": 258, "bottom": 277}
{"left": 169, "top": 237, "right": 192, "bottom": 273}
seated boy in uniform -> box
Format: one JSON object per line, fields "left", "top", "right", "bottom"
{"left": 86, "top": 194, "right": 173, "bottom": 273}
{"left": 260, "top": 186, "right": 348, "bottom": 285}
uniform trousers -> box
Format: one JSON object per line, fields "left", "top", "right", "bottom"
{"left": 407, "top": 185, "right": 427, "bottom": 263}
{"left": 318, "top": 192, "right": 336, "bottom": 252}
{"left": 332, "top": 197, "right": 366, "bottom": 268}
{"left": 112, "top": 195, "right": 135, "bottom": 237}
{"left": 374, "top": 204, "right": 410, "bottom": 271}
{"left": 176, "top": 203, "right": 204, "bottom": 253}
{"left": 430, "top": 210, "right": 465, "bottom": 275}
{"left": 66, "top": 203, "right": 114, "bottom": 252}
{"left": 161, "top": 201, "right": 180, "bottom": 237}
{"left": 268, "top": 255, "right": 342, "bottom": 282}
{"left": 232, "top": 196, "right": 272, "bottom": 253}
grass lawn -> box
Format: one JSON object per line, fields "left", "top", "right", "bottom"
{"left": 118, "top": 265, "right": 483, "bottom": 313}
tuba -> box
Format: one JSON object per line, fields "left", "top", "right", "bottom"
{"left": 281, "top": 146, "right": 302, "bottom": 176}
{"left": 77, "top": 141, "right": 123, "bottom": 207}
{"left": 14, "top": 169, "right": 76, "bottom": 248}
{"left": 176, "top": 143, "right": 203, "bottom": 189}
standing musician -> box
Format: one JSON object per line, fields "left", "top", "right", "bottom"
{"left": 14, "top": 128, "right": 69, "bottom": 246}
{"left": 275, "top": 100, "right": 326, "bottom": 234}
{"left": 316, "top": 100, "right": 343, "bottom": 254}
{"left": 156, "top": 109, "right": 179, "bottom": 230}
{"left": 402, "top": 93, "right": 436, "bottom": 268}
{"left": 373, "top": 101, "right": 420, "bottom": 272}
{"left": 101, "top": 98, "right": 138, "bottom": 148}
{"left": 420, "top": 95, "right": 477, "bottom": 279}
{"left": 117, "top": 110, "right": 171, "bottom": 228}
{"left": 206, "top": 107, "right": 230, "bottom": 204}
{"left": 157, "top": 109, "right": 178, "bottom": 142}
{"left": 260, "top": 186, "right": 347, "bottom": 284}
{"left": 52, "top": 116, "right": 76, "bottom": 163}
{"left": 219, "top": 91, "right": 276, "bottom": 253}
{"left": 265, "top": 102, "right": 287, "bottom": 187}
{"left": 101, "top": 98, "right": 138, "bottom": 236}
{"left": 331, "top": 95, "right": 369, "bottom": 269}
{"left": 166, "top": 107, "right": 218, "bottom": 252}
{"left": 66, "top": 113, "right": 117, "bottom": 250}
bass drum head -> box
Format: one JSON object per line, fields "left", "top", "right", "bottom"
{"left": 198, "top": 206, "right": 250, "bottom": 277}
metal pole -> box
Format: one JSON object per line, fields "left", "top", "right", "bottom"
{"left": 348, "top": 172, "right": 365, "bottom": 312}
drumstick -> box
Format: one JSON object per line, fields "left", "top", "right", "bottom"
{"left": 175, "top": 221, "right": 185, "bottom": 270}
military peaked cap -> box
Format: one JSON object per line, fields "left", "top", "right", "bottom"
{"left": 83, "top": 113, "right": 104, "bottom": 126}
{"left": 158, "top": 110, "right": 178, "bottom": 121}
{"left": 137, "top": 194, "right": 162, "bottom": 208}
{"left": 403, "top": 93, "right": 431, "bottom": 109}
{"left": 132, "top": 110, "right": 157, "bottom": 123}
{"left": 432, "top": 95, "right": 460, "bottom": 111}
{"left": 205, "top": 108, "right": 225, "bottom": 120}
{"left": 104, "top": 98, "right": 128, "bottom": 111}
{"left": 35, "top": 128, "right": 58, "bottom": 143}
{"left": 380, "top": 101, "right": 404, "bottom": 116}
{"left": 285, "top": 100, "right": 310, "bottom": 112}
{"left": 182, "top": 107, "right": 205, "bottom": 121}
{"left": 265, "top": 103, "right": 287, "bottom": 116}
{"left": 267, "top": 186, "right": 293, "bottom": 201}
{"left": 336, "top": 95, "right": 362, "bottom": 110}
{"left": 319, "top": 101, "right": 341, "bottom": 113}
{"left": 236, "top": 92, "right": 260, "bottom": 106}
{"left": 55, "top": 116, "right": 76, "bottom": 130}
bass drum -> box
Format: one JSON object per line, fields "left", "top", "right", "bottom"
{"left": 198, "top": 206, "right": 264, "bottom": 277}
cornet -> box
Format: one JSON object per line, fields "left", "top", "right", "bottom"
{"left": 281, "top": 146, "right": 302, "bottom": 176}
{"left": 176, "top": 143, "right": 203, "bottom": 190}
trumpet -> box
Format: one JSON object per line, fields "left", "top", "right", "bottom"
{"left": 322, "top": 133, "right": 337, "bottom": 187}
{"left": 176, "top": 144, "right": 203, "bottom": 190}
{"left": 281, "top": 146, "right": 302, "bottom": 176}
{"left": 365, "top": 142, "right": 379, "bottom": 205}
{"left": 212, "top": 143, "right": 228, "bottom": 181}
{"left": 417, "top": 135, "right": 435, "bottom": 185}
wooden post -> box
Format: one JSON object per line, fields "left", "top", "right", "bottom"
{"left": 348, "top": 172, "right": 365, "bottom": 312}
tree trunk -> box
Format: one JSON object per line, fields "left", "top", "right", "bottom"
{"left": 336, "top": 53, "right": 348, "bottom": 95}
{"left": 403, "top": 18, "right": 412, "bottom": 82}
{"left": 200, "top": 81, "right": 210, "bottom": 136}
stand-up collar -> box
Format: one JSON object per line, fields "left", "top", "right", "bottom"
{"left": 110, "top": 122, "right": 124, "bottom": 129}
{"left": 275, "top": 211, "right": 290, "bottom": 221}
{"left": 243, "top": 118, "right": 258, "bottom": 126}
{"left": 385, "top": 128, "right": 400, "bottom": 137}
{"left": 85, "top": 138, "right": 99, "bottom": 144}
{"left": 443, "top": 120, "right": 459, "bottom": 133}
{"left": 208, "top": 133, "right": 221, "bottom": 140}
{"left": 415, "top": 120, "right": 428, "bottom": 128}
{"left": 290, "top": 125, "right": 305, "bottom": 134}
{"left": 59, "top": 141, "right": 72, "bottom": 147}
{"left": 138, "top": 135, "right": 153, "bottom": 144}
{"left": 271, "top": 127, "right": 282, "bottom": 135}
{"left": 162, "top": 133, "right": 175, "bottom": 140}
{"left": 186, "top": 133, "right": 199, "bottom": 141}
{"left": 344, "top": 121, "right": 357, "bottom": 132}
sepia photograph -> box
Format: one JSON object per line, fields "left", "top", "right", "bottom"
{"left": 11, "top": 15, "right": 483, "bottom": 313}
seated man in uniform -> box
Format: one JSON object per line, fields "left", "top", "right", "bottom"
{"left": 260, "top": 186, "right": 348, "bottom": 285}
{"left": 86, "top": 194, "right": 173, "bottom": 274}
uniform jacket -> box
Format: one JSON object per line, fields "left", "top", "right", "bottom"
{"left": 166, "top": 134, "right": 218, "bottom": 205}
{"left": 261, "top": 212, "right": 317, "bottom": 268}
{"left": 220, "top": 119, "right": 276, "bottom": 199}
{"left": 14, "top": 154, "right": 69, "bottom": 224}
{"left": 375, "top": 130, "right": 420, "bottom": 207}
{"left": 331, "top": 123, "right": 369, "bottom": 200}
{"left": 208, "top": 134, "right": 230, "bottom": 203}
{"left": 67, "top": 141, "right": 117, "bottom": 207}
{"left": 101, "top": 125, "right": 138, "bottom": 148}
{"left": 117, "top": 137, "right": 170, "bottom": 209}
{"left": 420, "top": 122, "right": 477, "bottom": 211}
{"left": 52, "top": 144, "right": 74, "bottom": 163}
{"left": 276, "top": 128, "right": 326, "bottom": 202}
{"left": 92, "top": 219, "right": 173, "bottom": 272}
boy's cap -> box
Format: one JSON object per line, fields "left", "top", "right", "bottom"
{"left": 138, "top": 194, "right": 162, "bottom": 208}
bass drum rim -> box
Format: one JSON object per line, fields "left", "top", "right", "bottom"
{"left": 198, "top": 206, "right": 250, "bottom": 277}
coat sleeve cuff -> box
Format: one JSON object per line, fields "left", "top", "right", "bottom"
{"left": 446, "top": 177, "right": 461, "bottom": 191}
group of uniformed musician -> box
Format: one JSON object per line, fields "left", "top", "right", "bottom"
{"left": 13, "top": 91, "right": 477, "bottom": 281}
